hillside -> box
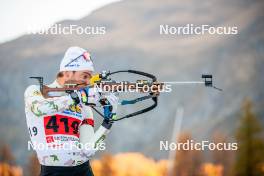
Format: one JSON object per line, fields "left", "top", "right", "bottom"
{"left": 0, "top": 0, "right": 263, "bottom": 165}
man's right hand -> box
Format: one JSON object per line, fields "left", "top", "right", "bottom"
{"left": 70, "top": 88, "right": 119, "bottom": 129}
{"left": 70, "top": 87, "right": 100, "bottom": 106}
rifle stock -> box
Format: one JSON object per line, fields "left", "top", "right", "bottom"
{"left": 42, "top": 82, "right": 164, "bottom": 98}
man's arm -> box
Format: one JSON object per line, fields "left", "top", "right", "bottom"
{"left": 24, "top": 85, "right": 73, "bottom": 116}
{"left": 79, "top": 93, "right": 118, "bottom": 156}
{"left": 79, "top": 106, "right": 110, "bottom": 152}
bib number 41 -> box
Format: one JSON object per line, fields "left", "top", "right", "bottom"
{"left": 44, "top": 115, "right": 81, "bottom": 137}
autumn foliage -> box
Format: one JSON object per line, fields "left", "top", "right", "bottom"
{"left": 0, "top": 163, "right": 23, "bottom": 176}
{"left": 0, "top": 144, "right": 23, "bottom": 176}
{"left": 91, "top": 153, "right": 233, "bottom": 176}
{"left": 91, "top": 153, "right": 168, "bottom": 176}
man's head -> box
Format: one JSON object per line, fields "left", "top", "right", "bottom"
{"left": 57, "top": 46, "right": 94, "bottom": 86}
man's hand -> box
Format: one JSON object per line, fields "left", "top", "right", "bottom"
{"left": 70, "top": 87, "right": 100, "bottom": 106}
{"left": 104, "top": 93, "right": 119, "bottom": 114}
{"left": 70, "top": 88, "right": 119, "bottom": 129}
{"left": 101, "top": 93, "right": 119, "bottom": 129}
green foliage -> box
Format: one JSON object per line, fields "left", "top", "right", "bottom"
{"left": 234, "top": 99, "right": 264, "bottom": 176}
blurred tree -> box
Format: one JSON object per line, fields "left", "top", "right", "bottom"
{"left": 91, "top": 159, "right": 103, "bottom": 176}
{"left": 93, "top": 152, "right": 169, "bottom": 176}
{"left": 157, "top": 160, "right": 168, "bottom": 176}
{"left": 173, "top": 133, "right": 203, "bottom": 176}
{"left": 211, "top": 132, "right": 234, "bottom": 176}
{"left": 0, "top": 144, "right": 22, "bottom": 176}
{"left": 233, "top": 99, "right": 264, "bottom": 176}
{"left": 201, "top": 163, "right": 223, "bottom": 176}
{"left": 0, "top": 144, "right": 15, "bottom": 165}
{"left": 27, "top": 153, "right": 40, "bottom": 176}
{"left": 100, "top": 153, "right": 115, "bottom": 176}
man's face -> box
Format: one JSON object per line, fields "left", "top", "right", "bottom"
{"left": 64, "top": 70, "right": 93, "bottom": 85}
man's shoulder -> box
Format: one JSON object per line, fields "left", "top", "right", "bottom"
{"left": 24, "top": 85, "right": 41, "bottom": 97}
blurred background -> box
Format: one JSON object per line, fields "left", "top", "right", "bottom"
{"left": 0, "top": 0, "right": 264, "bottom": 175}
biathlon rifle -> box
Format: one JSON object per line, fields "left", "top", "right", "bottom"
{"left": 30, "top": 70, "right": 222, "bottom": 121}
